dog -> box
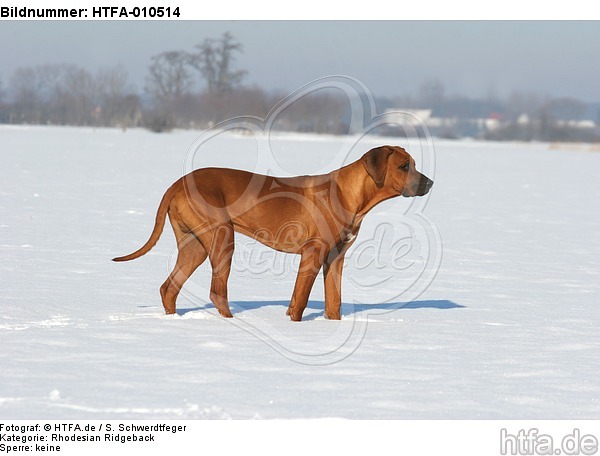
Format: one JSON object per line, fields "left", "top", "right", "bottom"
{"left": 113, "top": 145, "right": 433, "bottom": 321}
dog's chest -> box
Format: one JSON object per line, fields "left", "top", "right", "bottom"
{"left": 341, "top": 215, "right": 364, "bottom": 245}
{"left": 344, "top": 232, "right": 357, "bottom": 243}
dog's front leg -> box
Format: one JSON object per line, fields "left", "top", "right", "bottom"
{"left": 323, "top": 234, "right": 357, "bottom": 320}
{"left": 287, "top": 243, "right": 327, "bottom": 322}
{"left": 323, "top": 251, "right": 345, "bottom": 320}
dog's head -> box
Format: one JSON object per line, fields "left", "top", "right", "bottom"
{"left": 362, "top": 145, "right": 433, "bottom": 197}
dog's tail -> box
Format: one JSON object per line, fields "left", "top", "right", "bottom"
{"left": 112, "top": 181, "right": 179, "bottom": 262}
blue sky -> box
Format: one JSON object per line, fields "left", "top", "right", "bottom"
{"left": 1, "top": 21, "right": 599, "bottom": 101}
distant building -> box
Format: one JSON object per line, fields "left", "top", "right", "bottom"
{"left": 380, "top": 107, "right": 598, "bottom": 141}
{"left": 383, "top": 109, "right": 432, "bottom": 124}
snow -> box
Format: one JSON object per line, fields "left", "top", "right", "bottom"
{"left": 1, "top": 125, "right": 599, "bottom": 419}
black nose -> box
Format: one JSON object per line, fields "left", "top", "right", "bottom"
{"left": 418, "top": 174, "right": 433, "bottom": 195}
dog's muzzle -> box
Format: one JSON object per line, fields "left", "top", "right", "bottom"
{"left": 417, "top": 174, "right": 434, "bottom": 196}
{"left": 403, "top": 173, "right": 433, "bottom": 197}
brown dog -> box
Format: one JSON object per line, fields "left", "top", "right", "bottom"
{"left": 113, "top": 145, "right": 433, "bottom": 321}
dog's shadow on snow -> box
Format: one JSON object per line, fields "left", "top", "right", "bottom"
{"left": 176, "top": 299, "right": 465, "bottom": 320}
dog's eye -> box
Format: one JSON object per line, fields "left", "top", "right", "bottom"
{"left": 400, "top": 162, "right": 410, "bottom": 172}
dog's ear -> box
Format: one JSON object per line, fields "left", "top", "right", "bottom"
{"left": 362, "top": 146, "right": 392, "bottom": 188}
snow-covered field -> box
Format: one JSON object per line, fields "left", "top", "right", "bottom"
{"left": 1, "top": 125, "right": 599, "bottom": 419}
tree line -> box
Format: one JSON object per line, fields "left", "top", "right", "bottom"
{"left": 0, "top": 63, "right": 140, "bottom": 128}
{"left": 0, "top": 32, "right": 598, "bottom": 141}
{"left": 0, "top": 32, "right": 348, "bottom": 134}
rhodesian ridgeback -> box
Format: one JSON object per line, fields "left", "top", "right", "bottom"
{"left": 113, "top": 145, "right": 433, "bottom": 321}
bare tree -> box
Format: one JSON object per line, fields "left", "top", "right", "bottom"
{"left": 96, "top": 65, "right": 128, "bottom": 100}
{"left": 95, "top": 65, "right": 136, "bottom": 126}
{"left": 7, "top": 63, "right": 139, "bottom": 127}
{"left": 145, "top": 51, "right": 193, "bottom": 104}
{"left": 10, "top": 64, "right": 68, "bottom": 123}
{"left": 189, "top": 32, "right": 247, "bottom": 95}
{"left": 272, "top": 89, "right": 348, "bottom": 134}
{"left": 10, "top": 66, "right": 42, "bottom": 122}
{"left": 0, "top": 76, "right": 6, "bottom": 122}
{"left": 60, "top": 65, "right": 96, "bottom": 124}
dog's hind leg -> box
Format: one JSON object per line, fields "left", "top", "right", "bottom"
{"left": 160, "top": 225, "right": 208, "bottom": 315}
{"left": 206, "top": 224, "right": 235, "bottom": 318}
